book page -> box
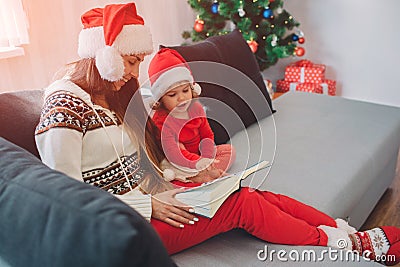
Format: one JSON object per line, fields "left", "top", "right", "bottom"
{"left": 175, "top": 160, "right": 270, "bottom": 217}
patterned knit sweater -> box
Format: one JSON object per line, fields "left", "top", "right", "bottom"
{"left": 34, "top": 79, "right": 152, "bottom": 220}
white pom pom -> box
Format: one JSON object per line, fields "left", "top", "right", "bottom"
{"left": 163, "top": 169, "right": 176, "bottom": 181}
{"left": 192, "top": 83, "right": 202, "bottom": 95}
{"left": 95, "top": 46, "right": 124, "bottom": 82}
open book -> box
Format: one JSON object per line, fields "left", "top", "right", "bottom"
{"left": 175, "top": 160, "right": 270, "bottom": 218}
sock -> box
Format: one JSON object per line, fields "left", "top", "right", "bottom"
{"left": 335, "top": 218, "right": 357, "bottom": 234}
{"left": 318, "top": 225, "right": 352, "bottom": 249}
{"left": 349, "top": 226, "right": 400, "bottom": 266}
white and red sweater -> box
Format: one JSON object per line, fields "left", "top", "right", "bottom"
{"left": 35, "top": 79, "right": 152, "bottom": 220}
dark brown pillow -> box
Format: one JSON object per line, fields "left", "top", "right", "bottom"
{"left": 0, "top": 89, "right": 43, "bottom": 158}
{"left": 161, "top": 29, "right": 275, "bottom": 144}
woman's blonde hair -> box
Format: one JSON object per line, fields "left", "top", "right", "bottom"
{"left": 68, "top": 58, "right": 174, "bottom": 194}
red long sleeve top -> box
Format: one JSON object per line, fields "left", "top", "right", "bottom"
{"left": 152, "top": 101, "right": 216, "bottom": 169}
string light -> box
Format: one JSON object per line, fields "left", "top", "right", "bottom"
{"left": 238, "top": 1, "right": 245, "bottom": 17}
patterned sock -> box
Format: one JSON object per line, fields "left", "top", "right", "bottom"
{"left": 349, "top": 226, "right": 400, "bottom": 266}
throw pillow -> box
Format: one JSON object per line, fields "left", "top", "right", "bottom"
{"left": 161, "top": 29, "right": 275, "bottom": 144}
{"left": 0, "top": 138, "right": 175, "bottom": 267}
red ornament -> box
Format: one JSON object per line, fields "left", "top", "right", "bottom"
{"left": 298, "top": 37, "right": 305, "bottom": 44}
{"left": 295, "top": 47, "right": 305, "bottom": 57}
{"left": 194, "top": 18, "right": 204, "bottom": 32}
{"left": 247, "top": 40, "right": 258, "bottom": 53}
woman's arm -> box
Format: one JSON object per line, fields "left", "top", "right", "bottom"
{"left": 117, "top": 187, "right": 197, "bottom": 227}
{"left": 115, "top": 189, "right": 152, "bottom": 220}
{"left": 35, "top": 112, "right": 84, "bottom": 181}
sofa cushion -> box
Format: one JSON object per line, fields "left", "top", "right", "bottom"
{"left": 0, "top": 137, "right": 175, "bottom": 267}
{"left": 0, "top": 89, "right": 43, "bottom": 158}
{"left": 162, "top": 29, "right": 274, "bottom": 144}
{"left": 172, "top": 92, "right": 399, "bottom": 266}
{"left": 229, "top": 91, "right": 400, "bottom": 228}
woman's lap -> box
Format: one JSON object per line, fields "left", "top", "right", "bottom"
{"left": 151, "top": 187, "right": 333, "bottom": 254}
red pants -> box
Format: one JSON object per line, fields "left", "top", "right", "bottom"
{"left": 151, "top": 188, "right": 335, "bottom": 255}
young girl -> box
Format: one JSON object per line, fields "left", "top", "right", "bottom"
{"left": 34, "top": 3, "right": 400, "bottom": 266}
{"left": 148, "top": 48, "right": 236, "bottom": 184}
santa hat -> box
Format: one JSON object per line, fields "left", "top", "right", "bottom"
{"left": 148, "top": 48, "right": 201, "bottom": 101}
{"left": 78, "top": 3, "right": 153, "bottom": 82}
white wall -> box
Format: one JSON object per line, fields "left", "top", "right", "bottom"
{"left": 0, "top": 0, "right": 195, "bottom": 92}
{"left": 1, "top": 0, "right": 399, "bottom": 107}
{"left": 265, "top": 0, "right": 400, "bottom": 107}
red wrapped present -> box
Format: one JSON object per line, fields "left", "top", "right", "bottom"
{"left": 284, "top": 59, "right": 326, "bottom": 84}
{"left": 276, "top": 79, "right": 290, "bottom": 93}
{"left": 276, "top": 79, "right": 336, "bottom": 96}
{"left": 323, "top": 79, "right": 336, "bottom": 96}
{"left": 276, "top": 80, "right": 322, "bottom": 93}
{"left": 296, "top": 83, "right": 323, "bottom": 94}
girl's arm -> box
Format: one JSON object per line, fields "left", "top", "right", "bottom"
{"left": 161, "top": 126, "right": 201, "bottom": 169}
{"left": 194, "top": 103, "right": 216, "bottom": 159}
{"left": 153, "top": 110, "right": 202, "bottom": 168}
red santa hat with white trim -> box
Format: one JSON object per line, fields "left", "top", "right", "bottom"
{"left": 148, "top": 48, "right": 202, "bottom": 101}
{"left": 78, "top": 2, "right": 153, "bottom": 82}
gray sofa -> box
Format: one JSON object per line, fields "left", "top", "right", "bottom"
{"left": 2, "top": 89, "right": 399, "bottom": 267}
{"left": 1, "top": 30, "right": 400, "bottom": 266}
{"left": 172, "top": 91, "right": 400, "bottom": 266}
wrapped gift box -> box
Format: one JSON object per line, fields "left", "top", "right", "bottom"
{"left": 284, "top": 60, "right": 326, "bottom": 84}
{"left": 324, "top": 79, "right": 336, "bottom": 96}
{"left": 276, "top": 80, "right": 291, "bottom": 93}
{"left": 276, "top": 79, "right": 336, "bottom": 96}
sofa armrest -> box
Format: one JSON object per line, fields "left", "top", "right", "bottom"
{"left": 0, "top": 137, "right": 174, "bottom": 267}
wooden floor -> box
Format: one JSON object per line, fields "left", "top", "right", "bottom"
{"left": 360, "top": 153, "right": 400, "bottom": 230}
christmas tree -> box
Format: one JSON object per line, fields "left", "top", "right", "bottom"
{"left": 182, "top": 0, "right": 305, "bottom": 71}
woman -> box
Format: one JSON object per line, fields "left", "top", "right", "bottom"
{"left": 34, "top": 3, "right": 399, "bottom": 265}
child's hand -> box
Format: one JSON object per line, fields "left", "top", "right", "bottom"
{"left": 190, "top": 168, "right": 224, "bottom": 183}
{"left": 195, "top": 158, "right": 214, "bottom": 171}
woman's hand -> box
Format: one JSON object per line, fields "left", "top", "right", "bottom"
{"left": 151, "top": 188, "right": 199, "bottom": 228}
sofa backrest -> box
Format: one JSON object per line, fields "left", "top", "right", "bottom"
{"left": 0, "top": 89, "right": 44, "bottom": 158}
